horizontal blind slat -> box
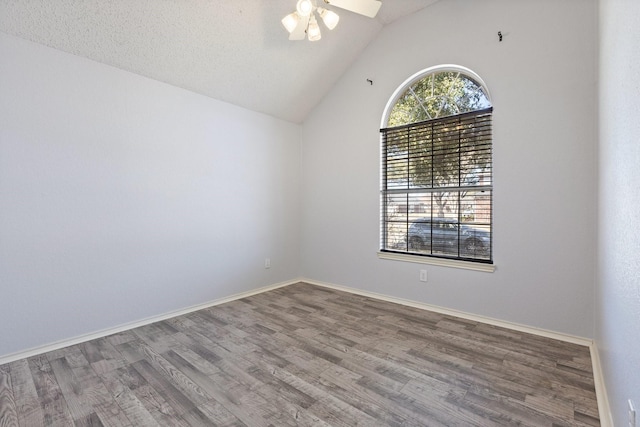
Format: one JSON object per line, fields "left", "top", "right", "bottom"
{"left": 381, "top": 106, "right": 493, "bottom": 263}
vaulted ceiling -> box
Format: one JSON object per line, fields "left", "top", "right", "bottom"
{"left": 0, "top": 0, "right": 439, "bottom": 123}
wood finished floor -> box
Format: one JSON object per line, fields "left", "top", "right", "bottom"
{"left": 0, "top": 282, "right": 600, "bottom": 426}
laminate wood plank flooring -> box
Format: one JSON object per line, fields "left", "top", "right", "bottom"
{"left": 0, "top": 282, "right": 600, "bottom": 426}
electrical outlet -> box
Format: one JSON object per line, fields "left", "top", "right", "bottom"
{"left": 629, "top": 399, "right": 636, "bottom": 427}
{"left": 264, "top": 258, "right": 271, "bottom": 269}
{"left": 419, "top": 269, "right": 427, "bottom": 282}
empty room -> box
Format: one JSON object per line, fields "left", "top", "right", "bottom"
{"left": 1, "top": 0, "right": 638, "bottom": 425}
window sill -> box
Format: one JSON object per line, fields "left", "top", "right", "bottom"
{"left": 377, "top": 251, "right": 496, "bottom": 273}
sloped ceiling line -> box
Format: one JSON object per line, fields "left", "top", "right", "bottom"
{"left": 0, "top": 0, "right": 439, "bottom": 123}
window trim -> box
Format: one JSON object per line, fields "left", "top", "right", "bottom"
{"left": 377, "top": 251, "right": 496, "bottom": 272}
{"left": 380, "top": 65, "right": 494, "bottom": 268}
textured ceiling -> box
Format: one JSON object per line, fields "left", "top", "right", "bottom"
{"left": 0, "top": 0, "right": 439, "bottom": 123}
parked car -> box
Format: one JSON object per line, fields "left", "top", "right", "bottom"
{"left": 406, "top": 218, "right": 490, "bottom": 256}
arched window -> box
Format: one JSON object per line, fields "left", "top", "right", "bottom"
{"left": 380, "top": 66, "right": 493, "bottom": 265}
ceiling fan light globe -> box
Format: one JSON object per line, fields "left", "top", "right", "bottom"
{"left": 319, "top": 8, "right": 339, "bottom": 30}
{"left": 281, "top": 12, "right": 299, "bottom": 33}
{"left": 296, "top": 0, "right": 313, "bottom": 17}
{"left": 307, "top": 15, "right": 322, "bottom": 41}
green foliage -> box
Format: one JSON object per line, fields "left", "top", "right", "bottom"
{"left": 388, "top": 71, "right": 490, "bottom": 128}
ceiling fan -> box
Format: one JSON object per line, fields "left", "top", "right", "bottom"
{"left": 282, "top": 0, "right": 382, "bottom": 41}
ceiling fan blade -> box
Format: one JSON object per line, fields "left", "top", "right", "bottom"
{"left": 325, "top": 0, "right": 382, "bottom": 18}
{"left": 289, "top": 15, "right": 310, "bottom": 40}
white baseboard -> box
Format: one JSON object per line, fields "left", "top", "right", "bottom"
{"left": 0, "top": 279, "right": 298, "bottom": 366}
{"left": 590, "top": 343, "right": 614, "bottom": 427}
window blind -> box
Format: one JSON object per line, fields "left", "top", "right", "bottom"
{"left": 381, "top": 107, "right": 493, "bottom": 263}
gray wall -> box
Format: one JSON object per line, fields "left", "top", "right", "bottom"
{"left": 0, "top": 33, "right": 301, "bottom": 358}
{"left": 300, "top": 0, "right": 598, "bottom": 337}
{"left": 598, "top": 0, "right": 640, "bottom": 424}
